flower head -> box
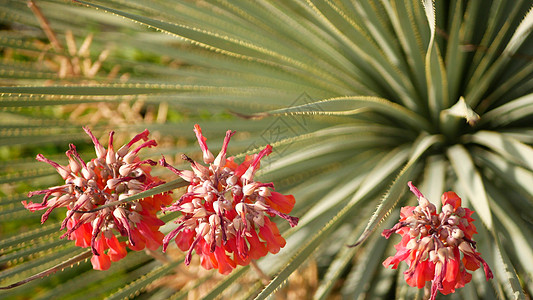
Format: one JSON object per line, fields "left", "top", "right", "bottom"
{"left": 22, "top": 128, "right": 172, "bottom": 270}
{"left": 160, "top": 124, "right": 298, "bottom": 274}
{"left": 382, "top": 182, "right": 493, "bottom": 300}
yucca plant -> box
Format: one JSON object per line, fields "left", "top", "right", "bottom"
{"left": 1, "top": 0, "right": 533, "bottom": 299}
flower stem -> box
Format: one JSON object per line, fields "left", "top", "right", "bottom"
{"left": 423, "top": 281, "right": 431, "bottom": 300}
{"left": 250, "top": 260, "right": 270, "bottom": 284}
{"left": 145, "top": 249, "right": 170, "bottom": 263}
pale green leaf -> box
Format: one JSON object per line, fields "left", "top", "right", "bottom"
{"left": 492, "top": 234, "right": 526, "bottom": 300}
{"left": 422, "top": 0, "right": 449, "bottom": 120}
{"left": 105, "top": 260, "right": 182, "bottom": 300}
{"left": 480, "top": 93, "right": 533, "bottom": 126}
{"left": 266, "top": 96, "right": 431, "bottom": 131}
{"left": 469, "top": 130, "right": 533, "bottom": 172}
{"left": 349, "top": 134, "right": 442, "bottom": 247}
{"left": 0, "top": 248, "right": 91, "bottom": 289}
{"left": 447, "top": 145, "right": 493, "bottom": 229}
{"left": 419, "top": 154, "right": 446, "bottom": 208}
{"left": 313, "top": 224, "right": 364, "bottom": 300}
{"left": 200, "top": 266, "right": 248, "bottom": 300}
{"left": 340, "top": 229, "right": 389, "bottom": 298}
{"left": 466, "top": 4, "right": 533, "bottom": 108}
{"left": 487, "top": 185, "right": 533, "bottom": 285}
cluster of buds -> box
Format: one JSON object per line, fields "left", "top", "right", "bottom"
{"left": 382, "top": 182, "right": 493, "bottom": 299}
{"left": 22, "top": 128, "right": 172, "bottom": 270}
{"left": 160, "top": 125, "right": 299, "bottom": 274}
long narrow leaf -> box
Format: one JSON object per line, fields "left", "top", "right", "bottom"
{"left": 447, "top": 145, "right": 493, "bottom": 229}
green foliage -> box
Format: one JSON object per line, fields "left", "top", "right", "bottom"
{"left": 1, "top": 0, "right": 532, "bottom": 299}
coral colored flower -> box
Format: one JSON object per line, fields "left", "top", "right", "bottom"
{"left": 22, "top": 128, "right": 172, "bottom": 270}
{"left": 160, "top": 124, "right": 298, "bottom": 274}
{"left": 382, "top": 182, "right": 493, "bottom": 300}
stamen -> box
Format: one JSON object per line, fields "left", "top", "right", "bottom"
{"left": 193, "top": 124, "right": 214, "bottom": 164}
{"left": 83, "top": 127, "right": 106, "bottom": 159}
{"left": 214, "top": 130, "right": 235, "bottom": 167}
{"left": 162, "top": 223, "right": 185, "bottom": 252}
{"left": 36, "top": 154, "right": 71, "bottom": 179}
{"left": 242, "top": 145, "right": 272, "bottom": 182}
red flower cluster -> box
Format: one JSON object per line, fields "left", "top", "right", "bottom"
{"left": 23, "top": 128, "right": 172, "bottom": 270}
{"left": 382, "top": 182, "right": 493, "bottom": 300}
{"left": 160, "top": 124, "right": 299, "bottom": 274}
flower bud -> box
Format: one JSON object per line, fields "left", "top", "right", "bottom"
{"left": 204, "top": 193, "right": 214, "bottom": 202}
{"left": 131, "top": 202, "right": 141, "bottom": 211}
{"left": 226, "top": 175, "right": 238, "bottom": 186}
{"left": 233, "top": 217, "right": 243, "bottom": 231}
{"left": 129, "top": 189, "right": 143, "bottom": 195}
{"left": 254, "top": 201, "right": 269, "bottom": 211}
{"left": 113, "top": 207, "right": 127, "bottom": 223}
{"left": 179, "top": 170, "right": 195, "bottom": 182}
{"left": 192, "top": 198, "right": 202, "bottom": 207}
{"left": 452, "top": 228, "right": 464, "bottom": 239}
{"left": 119, "top": 164, "right": 134, "bottom": 177}
{"left": 253, "top": 214, "right": 265, "bottom": 227}
{"left": 235, "top": 202, "right": 246, "bottom": 215}
{"left": 81, "top": 167, "right": 95, "bottom": 180}
{"left": 213, "top": 200, "right": 222, "bottom": 214}
{"left": 180, "top": 202, "right": 195, "bottom": 214}
{"left": 69, "top": 159, "right": 82, "bottom": 174}
{"left": 446, "top": 236, "right": 456, "bottom": 246}
{"left": 429, "top": 250, "right": 437, "bottom": 262}
{"left": 127, "top": 179, "right": 143, "bottom": 191}
{"left": 243, "top": 183, "right": 257, "bottom": 196}
{"left": 129, "top": 211, "right": 142, "bottom": 223}
{"left": 407, "top": 238, "right": 418, "bottom": 250}
{"left": 123, "top": 152, "right": 136, "bottom": 164}
{"left": 420, "top": 197, "right": 429, "bottom": 207}
{"left": 437, "top": 247, "right": 449, "bottom": 261}
{"left": 75, "top": 194, "right": 90, "bottom": 207}
{"left": 458, "top": 241, "right": 475, "bottom": 255}
{"left": 232, "top": 185, "right": 242, "bottom": 196}
{"left": 95, "top": 145, "right": 106, "bottom": 160}
{"left": 118, "top": 193, "right": 130, "bottom": 201}
{"left": 117, "top": 145, "right": 129, "bottom": 158}
{"left": 107, "top": 178, "right": 121, "bottom": 190}
{"left": 106, "top": 148, "right": 116, "bottom": 165}
{"left": 73, "top": 177, "right": 86, "bottom": 189}
{"left": 193, "top": 207, "right": 208, "bottom": 218}
{"left": 197, "top": 222, "right": 210, "bottom": 237}
{"left": 442, "top": 204, "right": 454, "bottom": 215}
{"left": 209, "top": 214, "right": 220, "bottom": 227}
{"left": 448, "top": 215, "right": 459, "bottom": 225}
{"left": 420, "top": 227, "right": 428, "bottom": 236}
{"left": 455, "top": 207, "right": 466, "bottom": 217}
{"left": 203, "top": 151, "right": 214, "bottom": 165}
{"left": 115, "top": 182, "right": 126, "bottom": 194}
{"left": 258, "top": 186, "right": 271, "bottom": 197}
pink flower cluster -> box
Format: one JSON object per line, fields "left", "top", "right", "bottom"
{"left": 382, "top": 182, "right": 493, "bottom": 299}
{"left": 23, "top": 125, "right": 298, "bottom": 274}
{"left": 23, "top": 128, "right": 172, "bottom": 270}
{"left": 160, "top": 125, "right": 298, "bottom": 274}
